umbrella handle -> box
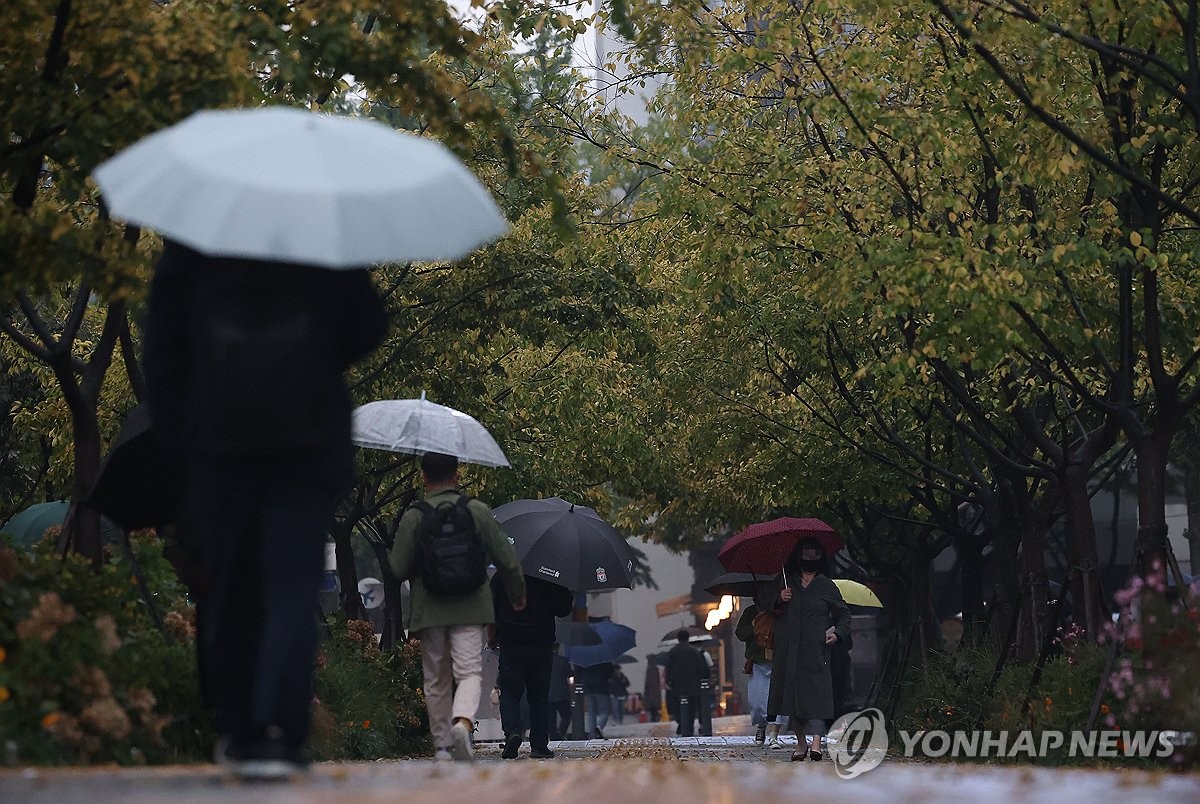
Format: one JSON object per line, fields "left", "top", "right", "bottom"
{"left": 782, "top": 567, "right": 788, "bottom": 589}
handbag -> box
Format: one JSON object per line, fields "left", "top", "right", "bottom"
{"left": 752, "top": 611, "right": 775, "bottom": 648}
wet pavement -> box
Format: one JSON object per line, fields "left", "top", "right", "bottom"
{"left": 2, "top": 716, "right": 1197, "bottom": 803}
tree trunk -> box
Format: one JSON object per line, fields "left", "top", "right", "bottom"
{"left": 1062, "top": 464, "right": 1106, "bottom": 639}
{"left": 1017, "top": 518, "right": 1047, "bottom": 664}
{"left": 906, "top": 545, "right": 941, "bottom": 663}
{"left": 1133, "top": 431, "right": 1174, "bottom": 580}
{"left": 332, "top": 517, "right": 367, "bottom": 622}
{"left": 1186, "top": 460, "right": 1200, "bottom": 580}
{"left": 955, "top": 533, "right": 986, "bottom": 645}
{"left": 52, "top": 359, "right": 103, "bottom": 567}
{"left": 983, "top": 506, "right": 1021, "bottom": 655}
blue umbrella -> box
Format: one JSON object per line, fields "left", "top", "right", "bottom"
{"left": 564, "top": 621, "right": 636, "bottom": 667}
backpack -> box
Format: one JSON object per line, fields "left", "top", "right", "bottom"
{"left": 187, "top": 262, "right": 339, "bottom": 455}
{"left": 411, "top": 494, "right": 489, "bottom": 597}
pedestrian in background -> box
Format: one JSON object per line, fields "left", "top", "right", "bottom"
{"left": 548, "top": 644, "right": 573, "bottom": 740}
{"left": 735, "top": 583, "right": 790, "bottom": 748}
{"left": 609, "top": 664, "right": 631, "bottom": 725}
{"left": 489, "top": 574, "right": 573, "bottom": 759}
{"left": 388, "top": 452, "right": 526, "bottom": 762}
{"left": 643, "top": 660, "right": 662, "bottom": 722}
{"left": 144, "top": 241, "right": 387, "bottom": 779}
{"left": 664, "top": 630, "right": 707, "bottom": 737}
{"left": 579, "top": 660, "right": 614, "bottom": 738}
{"left": 767, "top": 539, "right": 850, "bottom": 762}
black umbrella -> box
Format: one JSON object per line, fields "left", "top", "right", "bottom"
{"left": 492, "top": 497, "right": 636, "bottom": 591}
{"left": 657, "top": 625, "right": 716, "bottom": 649}
{"left": 702, "top": 572, "right": 780, "bottom": 599}
{"left": 556, "top": 620, "right": 603, "bottom": 646}
{"left": 85, "top": 404, "right": 183, "bottom": 530}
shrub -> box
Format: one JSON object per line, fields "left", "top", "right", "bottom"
{"left": 891, "top": 630, "right": 1114, "bottom": 766}
{"left": 0, "top": 532, "right": 207, "bottom": 765}
{"left": 1101, "top": 573, "right": 1200, "bottom": 769}
{"left": 309, "top": 616, "right": 431, "bottom": 760}
{"left": 0, "top": 533, "right": 430, "bottom": 766}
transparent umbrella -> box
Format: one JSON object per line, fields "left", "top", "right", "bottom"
{"left": 351, "top": 394, "right": 510, "bottom": 467}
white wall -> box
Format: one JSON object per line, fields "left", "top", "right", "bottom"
{"left": 589, "top": 538, "right": 696, "bottom": 703}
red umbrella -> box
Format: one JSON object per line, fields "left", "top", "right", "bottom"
{"left": 717, "top": 517, "right": 843, "bottom": 575}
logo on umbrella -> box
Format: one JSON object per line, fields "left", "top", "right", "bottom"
{"left": 596, "top": 566, "right": 607, "bottom": 583}
{"left": 538, "top": 566, "right": 561, "bottom": 579}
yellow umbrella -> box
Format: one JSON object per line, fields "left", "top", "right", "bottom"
{"left": 833, "top": 579, "right": 883, "bottom": 608}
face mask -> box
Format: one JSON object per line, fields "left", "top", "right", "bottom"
{"left": 798, "top": 558, "right": 821, "bottom": 573}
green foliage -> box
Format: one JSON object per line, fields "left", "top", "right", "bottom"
{"left": 310, "top": 617, "right": 431, "bottom": 760}
{"left": 891, "top": 637, "right": 1127, "bottom": 766}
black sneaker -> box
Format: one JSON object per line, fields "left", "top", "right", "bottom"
{"left": 501, "top": 734, "right": 521, "bottom": 760}
{"left": 529, "top": 746, "right": 555, "bottom": 759}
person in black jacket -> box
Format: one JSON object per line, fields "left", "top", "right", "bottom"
{"left": 608, "top": 665, "right": 630, "bottom": 725}
{"left": 547, "top": 644, "right": 572, "bottom": 740}
{"left": 143, "top": 241, "right": 387, "bottom": 779}
{"left": 489, "top": 574, "right": 574, "bottom": 759}
{"left": 664, "top": 630, "right": 708, "bottom": 737}
{"left": 579, "top": 660, "right": 614, "bottom": 738}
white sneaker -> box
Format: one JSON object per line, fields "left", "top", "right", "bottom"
{"left": 433, "top": 748, "right": 452, "bottom": 762}
{"left": 449, "top": 721, "right": 474, "bottom": 762}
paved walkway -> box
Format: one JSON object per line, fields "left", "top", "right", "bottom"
{"left": 2, "top": 716, "right": 1197, "bottom": 803}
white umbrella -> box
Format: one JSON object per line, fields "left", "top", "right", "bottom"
{"left": 92, "top": 106, "right": 508, "bottom": 269}
{"left": 351, "top": 395, "right": 510, "bottom": 467}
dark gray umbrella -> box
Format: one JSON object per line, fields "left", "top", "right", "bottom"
{"left": 556, "top": 620, "right": 602, "bottom": 646}
{"left": 85, "top": 404, "right": 183, "bottom": 530}
{"left": 657, "top": 625, "right": 716, "bottom": 649}
{"left": 492, "top": 497, "right": 636, "bottom": 591}
{"left": 702, "top": 572, "right": 780, "bottom": 599}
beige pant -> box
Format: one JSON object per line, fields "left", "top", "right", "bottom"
{"left": 418, "top": 624, "right": 484, "bottom": 748}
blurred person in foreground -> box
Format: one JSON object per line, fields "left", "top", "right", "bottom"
{"left": 144, "top": 241, "right": 387, "bottom": 779}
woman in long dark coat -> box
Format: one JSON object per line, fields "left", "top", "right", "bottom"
{"left": 767, "top": 538, "right": 851, "bottom": 761}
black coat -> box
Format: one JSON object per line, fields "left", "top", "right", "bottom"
{"left": 664, "top": 642, "right": 707, "bottom": 699}
{"left": 549, "top": 653, "right": 571, "bottom": 702}
{"left": 144, "top": 241, "right": 386, "bottom": 487}
{"left": 766, "top": 574, "right": 851, "bottom": 721}
{"left": 491, "top": 574, "right": 574, "bottom": 646}
{"left": 579, "top": 661, "right": 614, "bottom": 694}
